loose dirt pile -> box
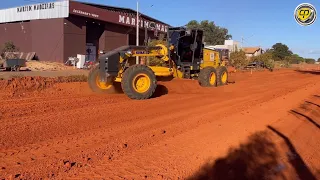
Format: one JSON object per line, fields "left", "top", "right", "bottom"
{"left": 0, "top": 75, "right": 87, "bottom": 98}
{"left": 25, "top": 61, "right": 74, "bottom": 71}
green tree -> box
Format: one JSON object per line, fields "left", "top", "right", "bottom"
{"left": 186, "top": 20, "right": 232, "bottom": 45}
{"left": 251, "top": 52, "right": 275, "bottom": 69}
{"left": 230, "top": 50, "right": 247, "bottom": 69}
{"left": 269, "top": 43, "right": 292, "bottom": 60}
{"left": 304, "top": 58, "right": 316, "bottom": 64}
{"left": 1, "top": 41, "right": 19, "bottom": 59}
{"left": 284, "top": 54, "right": 305, "bottom": 64}
{"left": 317, "top": 58, "right": 320, "bottom": 62}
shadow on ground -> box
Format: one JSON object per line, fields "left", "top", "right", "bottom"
{"left": 267, "top": 126, "right": 317, "bottom": 180}
{"left": 290, "top": 110, "right": 320, "bottom": 129}
{"left": 305, "top": 101, "right": 320, "bottom": 108}
{"left": 314, "top": 95, "right": 320, "bottom": 99}
{"left": 294, "top": 69, "right": 320, "bottom": 75}
{"left": 152, "top": 84, "right": 169, "bottom": 98}
{"left": 187, "top": 127, "right": 317, "bottom": 180}
{"left": 157, "top": 76, "right": 175, "bottom": 82}
{"left": 187, "top": 131, "right": 283, "bottom": 180}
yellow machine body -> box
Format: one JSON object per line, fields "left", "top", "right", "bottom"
{"left": 88, "top": 27, "right": 229, "bottom": 100}
{"left": 108, "top": 45, "right": 225, "bottom": 82}
{"left": 201, "top": 48, "right": 223, "bottom": 68}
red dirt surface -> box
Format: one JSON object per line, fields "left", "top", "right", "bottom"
{"left": 291, "top": 63, "right": 320, "bottom": 71}
{"left": 0, "top": 69, "right": 320, "bottom": 179}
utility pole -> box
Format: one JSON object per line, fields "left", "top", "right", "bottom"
{"left": 136, "top": 1, "right": 139, "bottom": 64}
{"left": 144, "top": 24, "right": 148, "bottom": 46}
{"left": 241, "top": 36, "right": 244, "bottom": 49}
{"left": 241, "top": 34, "right": 254, "bottom": 49}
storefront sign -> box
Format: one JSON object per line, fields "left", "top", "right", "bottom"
{"left": 72, "top": 9, "right": 99, "bottom": 18}
{"left": 17, "top": 3, "right": 55, "bottom": 12}
{"left": 118, "top": 15, "right": 168, "bottom": 32}
{"left": 69, "top": 2, "right": 169, "bottom": 32}
{"left": 0, "top": 1, "right": 69, "bottom": 23}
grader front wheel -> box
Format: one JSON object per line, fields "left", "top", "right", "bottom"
{"left": 88, "top": 64, "right": 121, "bottom": 93}
{"left": 121, "top": 65, "right": 157, "bottom": 100}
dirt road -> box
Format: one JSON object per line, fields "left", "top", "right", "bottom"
{"left": 0, "top": 69, "right": 320, "bottom": 179}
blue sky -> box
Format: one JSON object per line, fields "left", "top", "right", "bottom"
{"left": 2, "top": 0, "right": 320, "bottom": 59}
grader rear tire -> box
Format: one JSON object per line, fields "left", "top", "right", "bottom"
{"left": 217, "top": 66, "right": 228, "bottom": 86}
{"left": 121, "top": 64, "right": 157, "bottom": 100}
{"left": 198, "top": 67, "right": 217, "bottom": 87}
{"left": 88, "top": 64, "right": 121, "bottom": 93}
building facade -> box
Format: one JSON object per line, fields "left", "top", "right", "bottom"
{"left": 0, "top": 1, "right": 169, "bottom": 63}
{"left": 205, "top": 40, "right": 240, "bottom": 53}
{"left": 242, "top": 47, "right": 263, "bottom": 58}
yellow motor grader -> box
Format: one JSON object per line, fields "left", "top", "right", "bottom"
{"left": 88, "top": 27, "right": 229, "bottom": 100}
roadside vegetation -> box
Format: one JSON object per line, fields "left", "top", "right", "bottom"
{"left": 230, "top": 43, "right": 318, "bottom": 70}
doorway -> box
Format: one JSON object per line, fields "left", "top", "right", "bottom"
{"left": 86, "top": 21, "right": 104, "bottom": 62}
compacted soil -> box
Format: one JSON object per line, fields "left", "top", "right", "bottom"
{"left": 0, "top": 69, "right": 320, "bottom": 179}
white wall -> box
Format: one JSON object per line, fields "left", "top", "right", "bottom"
{"left": 253, "top": 49, "right": 262, "bottom": 56}
{"left": 0, "top": 1, "right": 69, "bottom": 23}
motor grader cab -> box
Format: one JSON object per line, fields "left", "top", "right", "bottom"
{"left": 168, "top": 27, "right": 204, "bottom": 78}
{"left": 88, "top": 26, "right": 229, "bottom": 100}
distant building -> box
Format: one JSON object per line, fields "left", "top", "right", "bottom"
{"left": 242, "top": 47, "right": 263, "bottom": 57}
{"left": 205, "top": 40, "right": 240, "bottom": 53}
{"left": 224, "top": 40, "right": 240, "bottom": 52}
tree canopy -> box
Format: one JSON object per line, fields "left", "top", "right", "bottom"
{"left": 230, "top": 50, "right": 247, "bottom": 69}
{"left": 186, "top": 20, "right": 232, "bottom": 45}
{"left": 268, "top": 43, "right": 293, "bottom": 60}
{"left": 318, "top": 58, "right": 320, "bottom": 62}
{"left": 305, "top": 58, "right": 316, "bottom": 64}
{"left": 251, "top": 52, "right": 275, "bottom": 69}
{"left": 284, "top": 54, "right": 305, "bottom": 64}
